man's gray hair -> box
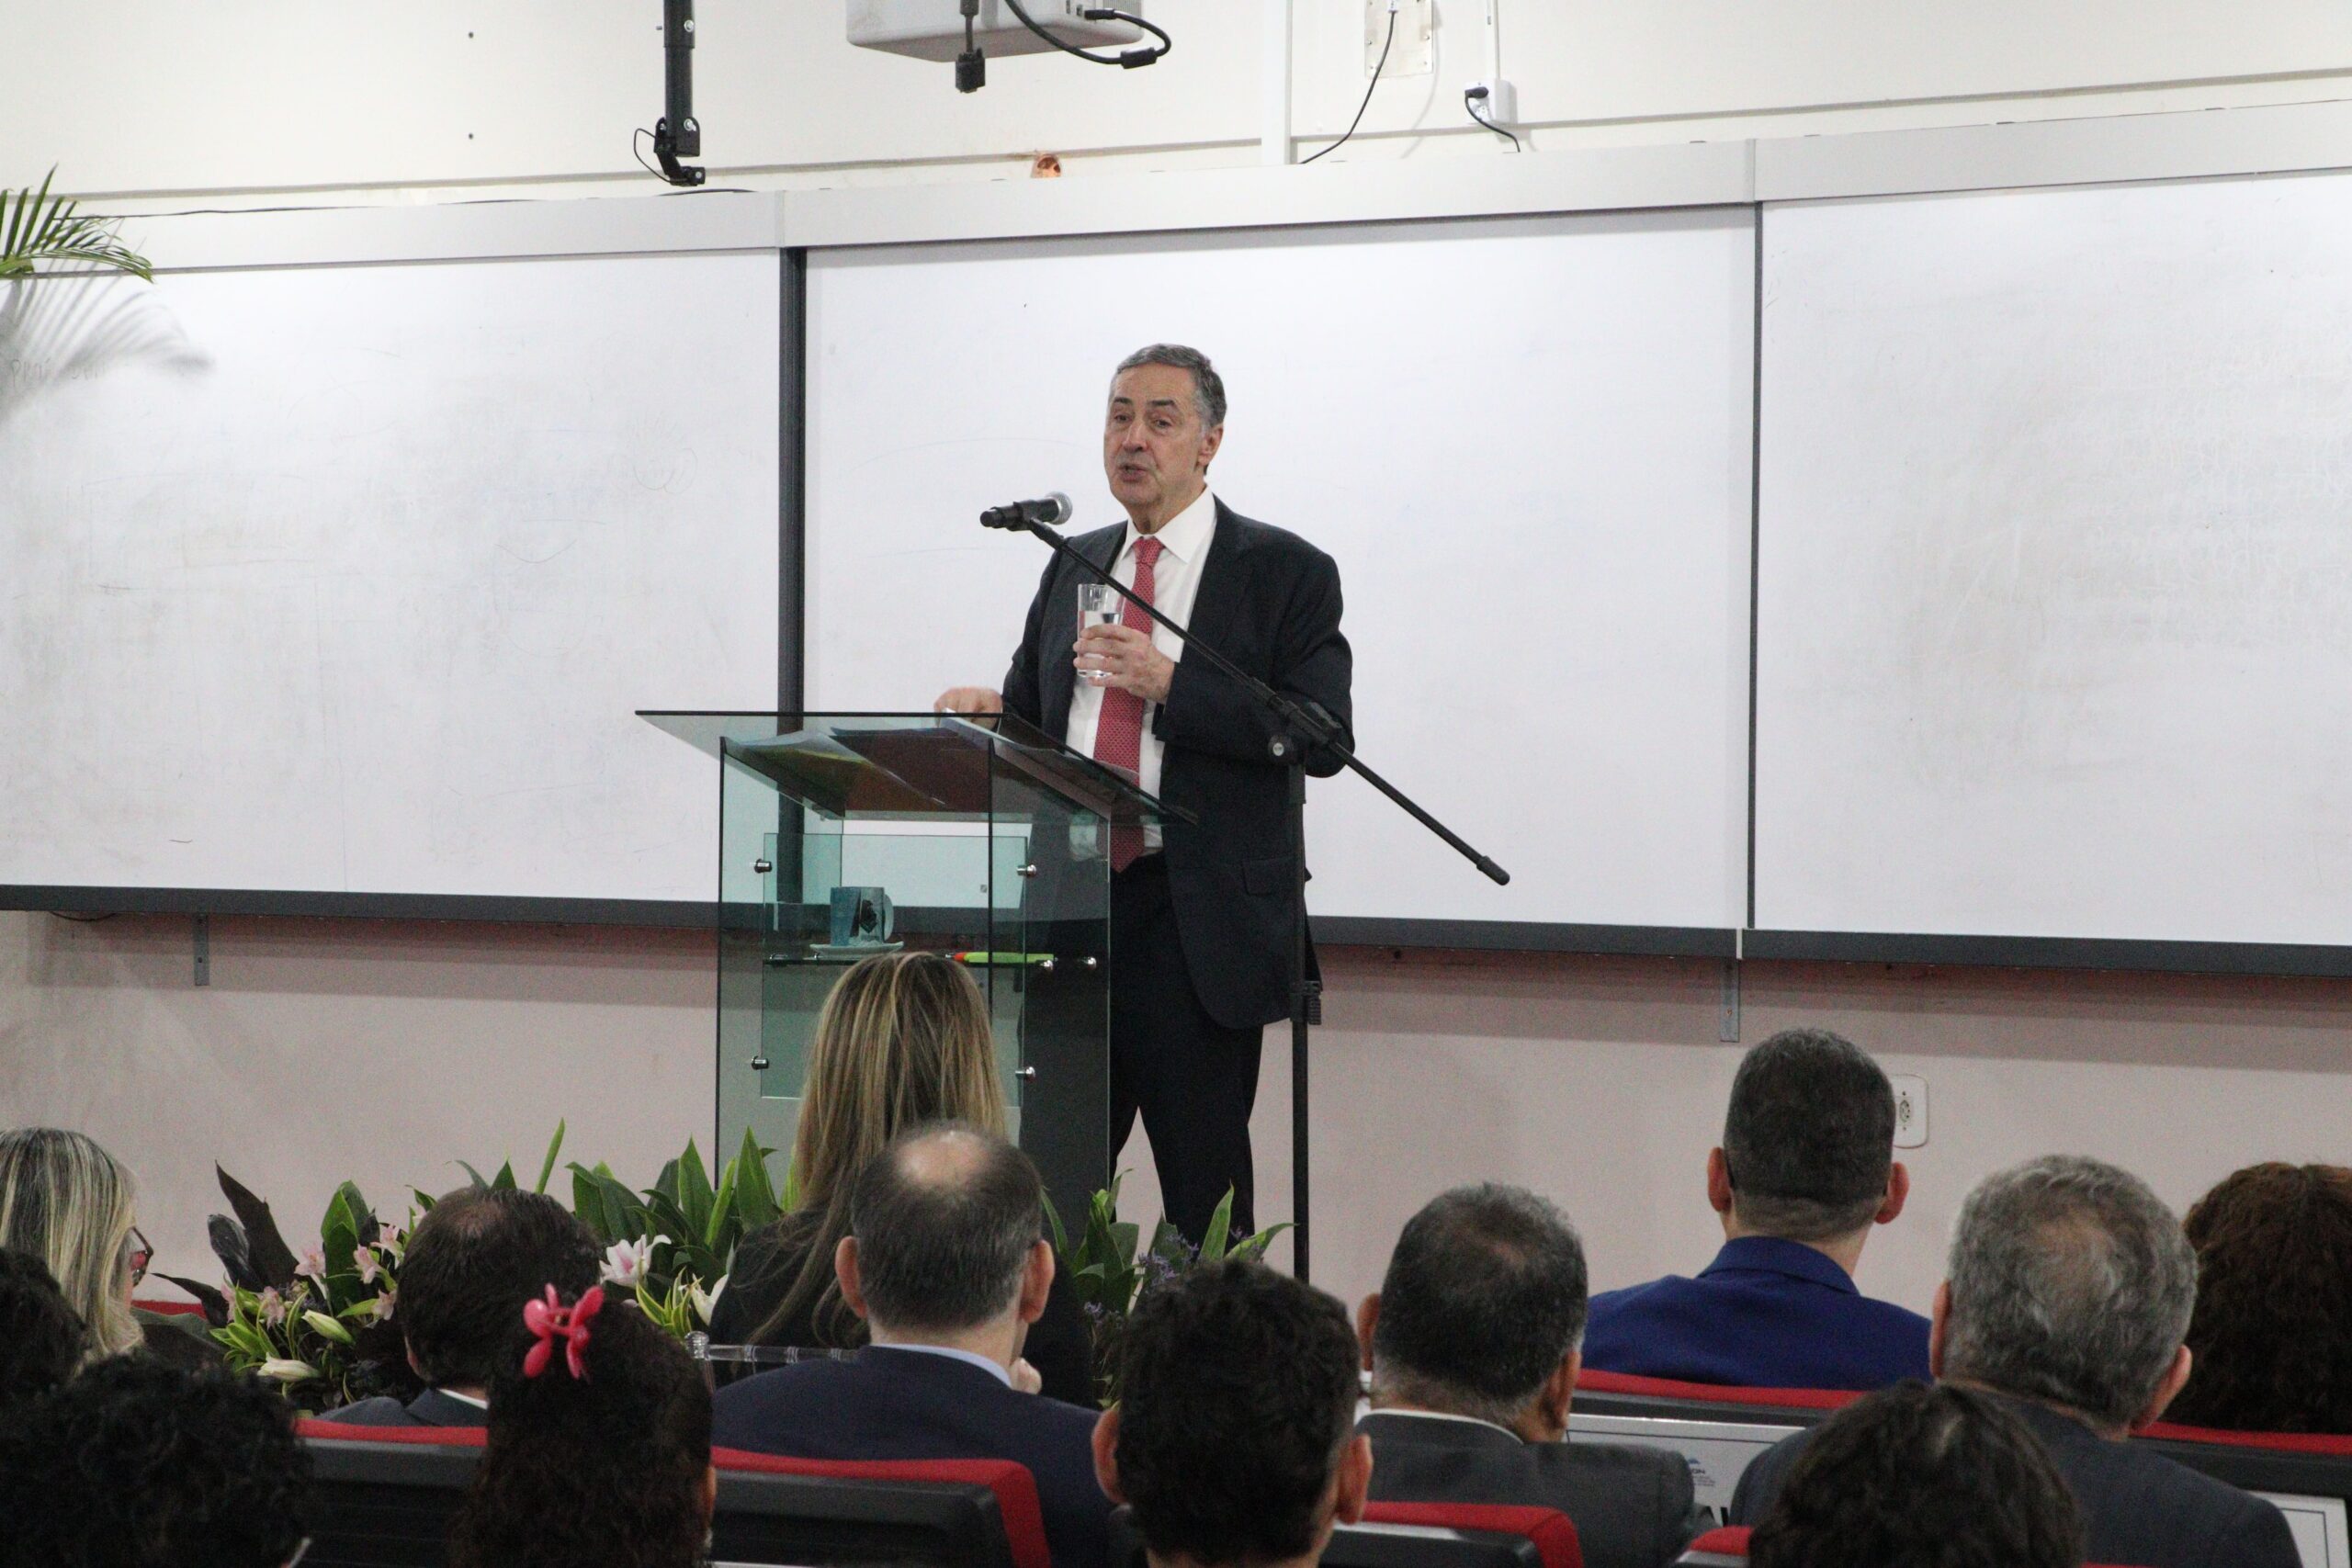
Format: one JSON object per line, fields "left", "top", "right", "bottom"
{"left": 1942, "top": 1155, "right": 2197, "bottom": 1430}
{"left": 1114, "top": 344, "right": 1227, "bottom": 429}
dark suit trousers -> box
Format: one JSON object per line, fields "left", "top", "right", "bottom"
{"left": 1109, "top": 853, "right": 1263, "bottom": 1243}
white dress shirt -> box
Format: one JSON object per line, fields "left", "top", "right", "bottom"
{"left": 1065, "top": 487, "right": 1217, "bottom": 853}
{"left": 869, "top": 1341, "right": 1013, "bottom": 1386}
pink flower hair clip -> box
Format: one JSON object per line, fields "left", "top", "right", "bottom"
{"left": 521, "top": 1284, "right": 605, "bottom": 1382}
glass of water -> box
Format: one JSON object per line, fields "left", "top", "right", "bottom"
{"left": 1076, "top": 582, "right": 1122, "bottom": 684}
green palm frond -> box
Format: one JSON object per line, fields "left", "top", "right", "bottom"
{"left": 0, "top": 168, "right": 151, "bottom": 281}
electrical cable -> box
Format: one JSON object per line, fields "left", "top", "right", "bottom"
{"left": 999, "top": 0, "right": 1170, "bottom": 69}
{"left": 1301, "top": 5, "right": 1396, "bottom": 165}
{"left": 1464, "top": 88, "right": 1521, "bottom": 151}
{"left": 632, "top": 128, "right": 667, "bottom": 181}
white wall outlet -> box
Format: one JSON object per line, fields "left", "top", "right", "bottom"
{"left": 1468, "top": 77, "right": 1518, "bottom": 127}
{"left": 1367, "top": 0, "right": 1433, "bottom": 78}
{"left": 1891, "top": 1075, "right": 1929, "bottom": 1149}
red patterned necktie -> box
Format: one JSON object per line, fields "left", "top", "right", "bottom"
{"left": 1092, "top": 536, "right": 1164, "bottom": 872}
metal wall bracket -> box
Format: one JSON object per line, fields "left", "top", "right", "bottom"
{"left": 1718, "top": 959, "right": 1740, "bottom": 1043}
{"left": 193, "top": 914, "right": 211, "bottom": 987}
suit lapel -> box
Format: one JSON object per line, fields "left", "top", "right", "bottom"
{"left": 1042, "top": 525, "right": 1127, "bottom": 742}
{"left": 1180, "top": 502, "right": 1250, "bottom": 685}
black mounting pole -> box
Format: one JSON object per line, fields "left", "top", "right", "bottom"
{"left": 653, "top": 0, "right": 706, "bottom": 186}
{"left": 996, "top": 510, "right": 1508, "bottom": 1280}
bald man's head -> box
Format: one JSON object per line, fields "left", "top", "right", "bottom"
{"left": 849, "top": 1122, "right": 1045, "bottom": 1333}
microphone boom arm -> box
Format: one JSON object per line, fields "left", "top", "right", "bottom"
{"left": 1006, "top": 514, "right": 1509, "bottom": 887}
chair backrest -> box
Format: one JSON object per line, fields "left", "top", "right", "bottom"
{"left": 293, "top": 1422, "right": 1046, "bottom": 1568}
{"left": 1671, "top": 1527, "right": 2150, "bottom": 1568}
{"left": 1359, "top": 1502, "right": 1582, "bottom": 1568}
{"left": 295, "top": 1423, "right": 484, "bottom": 1568}
{"left": 1567, "top": 1372, "right": 1837, "bottom": 1519}
{"left": 2136, "top": 1422, "right": 2352, "bottom": 1568}
{"left": 1673, "top": 1526, "right": 1750, "bottom": 1566}
{"left": 1108, "top": 1505, "right": 1562, "bottom": 1568}
{"left": 711, "top": 1447, "right": 1050, "bottom": 1568}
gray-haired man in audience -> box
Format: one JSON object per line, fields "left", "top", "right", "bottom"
{"left": 1730, "top": 1155, "right": 2298, "bottom": 1568}
{"left": 1358, "top": 1184, "right": 1702, "bottom": 1568}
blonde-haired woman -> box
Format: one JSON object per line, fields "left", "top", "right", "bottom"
{"left": 0, "top": 1127, "right": 145, "bottom": 1363}
{"left": 709, "top": 950, "right": 1091, "bottom": 1400}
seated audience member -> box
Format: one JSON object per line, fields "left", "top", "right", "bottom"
{"left": 0, "top": 1248, "right": 86, "bottom": 1408}
{"left": 1582, "top": 1027, "right": 1928, "bottom": 1390}
{"left": 0, "top": 1126, "right": 154, "bottom": 1365}
{"left": 1096, "top": 1259, "right": 1371, "bottom": 1568}
{"left": 1358, "top": 1184, "right": 1700, "bottom": 1568}
{"left": 714, "top": 1123, "right": 1110, "bottom": 1568}
{"left": 449, "top": 1284, "right": 716, "bottom": 1568}
{"left": 0, "top": 1359, "right": 307, "bottom": 1568}
{"left": 1731, "top": 1155, "right": 2300, "bottom": 1568}
{"left": 2166, "top": 1161, "right": 2352, "bottom": 1432}
{"left": 326, "top": 1185, "right": 600, "bottom": 1427}
{"left": 712, "top": 948, "right": 1091, "bottom": 1401}
{"left": 1748, "top": 1381, "right": 2083, "bottom": 1568}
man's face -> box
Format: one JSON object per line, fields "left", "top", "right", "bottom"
{"left": 1102, "top": 364, "right": 1222, "bottom": 523}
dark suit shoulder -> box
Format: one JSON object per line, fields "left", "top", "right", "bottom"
{"left": 1214, "top": 504, "right": 1334, "bottom": 569}
{"left": 317, "top": 1395, "right": 423, "bottom": 1427}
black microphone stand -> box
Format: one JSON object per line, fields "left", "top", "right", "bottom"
{"left": 997, "top": 510, "right": 1509, "bottom": 1281}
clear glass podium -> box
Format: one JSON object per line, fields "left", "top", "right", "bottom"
{"left": 641, "top": 711, "right": 1172, "bottom": 1227}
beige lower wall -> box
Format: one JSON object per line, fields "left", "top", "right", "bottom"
{"left": 6, "top": 909, "right": 2348, "bottom": 1330}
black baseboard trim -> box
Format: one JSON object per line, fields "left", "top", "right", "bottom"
{"left": 1315, "top": 918, "right": 1738, "bottom": 959}
{"left": 1745, "top": 928, "right": 2352, "bottom": 980}
{"left": 0, "top": 886, "right": 720, "bottom": 929}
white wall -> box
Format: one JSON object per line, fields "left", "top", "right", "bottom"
{"left": 15, "top": 1, "right": 2352, "bottom": 208}
{"left": 13, "top": 908, "right": 2352, "bottom": 1323}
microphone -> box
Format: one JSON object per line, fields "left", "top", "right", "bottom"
{"left": 979, "top": 492, "right": 1073, "bottom": 530}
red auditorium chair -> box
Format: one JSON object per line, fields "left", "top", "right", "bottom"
{"left": 1671, "top": 1524, "right": 2149, "bottom": 1567}
{"left": 293, "top": 1419, "right": 1048, "bottom": 1568}
{"left": 1103, "top": 1502, "right": 1580, "bottom": 1568}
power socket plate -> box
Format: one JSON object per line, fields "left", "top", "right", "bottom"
{"left": 1891, "top": 1075, "right": 1929, "bottom": 1149}
{"left": 1367, "top": 0, "right": 1433, "bottom": 77}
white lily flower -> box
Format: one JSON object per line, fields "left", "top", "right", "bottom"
{"left": 258, "top": 1358, "right": 319, "bottom": 1383}
{"left": 688, "top": 1273, "right": 729, "bottom": 1325}
{"left": 600, "top": 1235, "right": 671, "bottom": 1288}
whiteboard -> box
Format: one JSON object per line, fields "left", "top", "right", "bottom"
{"left": 0, "top": 252, "right": 779, "bottom": 902}
{"left": 1756, "top": 172, "right": 2352, "bottom": 943}
{"left": 805, "top": 213, "right": 1755, "bottom": 929}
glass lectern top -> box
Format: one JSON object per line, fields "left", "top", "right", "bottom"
{"left": 638, "top": 710, "right": 1186, "bottom": 827}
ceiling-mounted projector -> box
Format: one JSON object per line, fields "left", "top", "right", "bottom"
{"left": 848, "top": 0, "right": 1143, "bottom": 62}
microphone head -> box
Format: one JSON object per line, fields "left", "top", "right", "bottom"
{"left": 1041, "top": 491, "right": 1073, "bottom": 525}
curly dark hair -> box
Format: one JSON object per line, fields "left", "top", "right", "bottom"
{"left": 0, "top": 1359, "right": 306, "bottom": 1568}
{"left": 0, "top": 1247, "right": 86, "bottom": 1408}
{"left": 1114, "top": 1259, "right": 1361, "bottom": 1567}
{"left": 1749, "top": 1382, "right": 2083, "bottom": 1568}
{"left": 398, "top": 1186, "right": 602, "bottom": 1388}
{"left": 449, "top": 1288, "right": 713, "bottom": 1568}
{"left": 2170, "top": 1162, "right": 2352, "bottom": 1433}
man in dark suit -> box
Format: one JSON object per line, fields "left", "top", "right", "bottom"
{"left": 712, "top": 1124, "right": 1110, "bottom": 1568}
{"left": 1094, "top": 1259, "right": 1370, "bottom": 1568}
{"left": 324, "top": 1186, "right": 598, "bottom": 1428}
{"left": 1357, "top": 1184, "right": 1701, "bottom": 1568}
{"left": 1729, "top": 1156, "right": 2300, "bottom": 1568}
{"left": 1582, "top": 1028, "right": 1929, "bottom": 1390}
{"left": 937, "top": 343, "right": 1352, "bottom": 1244}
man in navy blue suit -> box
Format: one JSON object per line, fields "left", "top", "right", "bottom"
{"left": 712, "top": 1123, "right": 1111, "bottom": 1568}
{"left": 1582, "top": 1028, "right": 1930, "bottom": 1390}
